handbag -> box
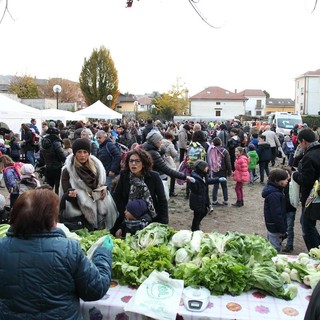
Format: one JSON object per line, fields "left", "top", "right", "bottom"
{"left": 62, "top": 200, "right": 83, "bottom": 219}
{"left": 305, "top": 179, "right": 320, "bottom": 220}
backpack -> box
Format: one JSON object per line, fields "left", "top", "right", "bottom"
{"left": 284, "top": 141, "right": 295, "bottom": 154}
{"left": 106, "top": 142, "right": 128, "bottom": 168}
{"left": 207, "top": 145, "right": 224, "bottom": 173}
{"left": 186, "top": 142, "right": 206, "bottom": 169}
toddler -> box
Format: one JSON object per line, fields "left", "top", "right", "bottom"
{"left": 247, "top": 144, "right": 259, "bottom": 185}
{"left": 115, "top": 199, "right": 152, "bottom": 238}
{"left": 19, "top": 163, "right": 41, "bottom": 194}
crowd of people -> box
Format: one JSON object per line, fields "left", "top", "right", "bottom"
{"left": 0, "top": 116, "right": 320, "bottom": 318}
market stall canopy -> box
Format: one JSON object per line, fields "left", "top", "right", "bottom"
{"left": 41, "top": 108, "right": 85, "bottom": 123}
{"left": 0, "top": 94, "right": 41, "bottom": 134}
{"left": 74, "top": 100, "right": 122, "bottom": 119}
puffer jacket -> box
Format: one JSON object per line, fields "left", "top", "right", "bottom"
{"left": 262, "top": 182, "right": 287, "bottom": 234}
{"left": 0, "top": 227, "right": 112, "bottom": 320}
{"left": 39, "top": 134, "right": 66, "bottom": 169}
{"left": 142, "top": 141, "right": 186, "bottom": 180}
{"left": 97, "top": 138, "right": 121, "bottom": 175}
{"left": 233, "top": 155, "right": 250, "bottom": 182}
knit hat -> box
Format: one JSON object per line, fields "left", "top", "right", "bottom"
{"left": 126, "top": 199, "right": 148, "bottom": 219}
{"left": 183, "top": 124, "right": 190, "bottom": 131}
{"left": 72, "top": 138, "right": 91, "bottom": 154}
{"left": 0, "top": 194, "right": 5, "bottom": 210}
{"left": 146, "top": 131, "right": 163, "bottom": 145}
{"left": 194, "top": 160, "right": 208, "bottom": 173}
{"left": 21, "top": 163, "right": 35, "bottom": 176}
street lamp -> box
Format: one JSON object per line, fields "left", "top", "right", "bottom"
{"left": 53, "top": 84, "right": 62, "bottom": 109}
{"left": 107, "top": 94, "right": 113, "bottom": 108}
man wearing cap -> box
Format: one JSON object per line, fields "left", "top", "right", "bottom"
{"left": 38, "top": 127, "right": 66, "bottom": 194}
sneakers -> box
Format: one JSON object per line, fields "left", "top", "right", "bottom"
{"left": 169, "top": 192, "right": 178, "bottom": 197}
{"left": 223, "top": 201, "right": 228, "bottom": 206}
{"left": 253, "top": 175, "right": 259, "bottom": 182}
{"left": 212, "top": 202, "right": 222, "bottom": 206}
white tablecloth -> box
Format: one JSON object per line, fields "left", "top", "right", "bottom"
{"left": 81, "top": 279, "right": 312, "bottom": 320}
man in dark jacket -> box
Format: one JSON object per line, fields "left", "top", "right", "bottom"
{"left": 39, "top": 127, "right": 66, "bottom": 194}
{"left": 96, "top": 130, "right": 121, "bottom": 188}
{"left": 141, "top": 119, "right": 154, "bottom": 143}
{"left": 292, "top": 127, "right": 320, "bottom": 251}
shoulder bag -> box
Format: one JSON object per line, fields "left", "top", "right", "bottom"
{"left": 305, "top": 179, "right": 320, "bottom": 220}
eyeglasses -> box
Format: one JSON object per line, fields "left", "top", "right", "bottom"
{"left": 129, "top": 159, "right": 141, "bottom": 164}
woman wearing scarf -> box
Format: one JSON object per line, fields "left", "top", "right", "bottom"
{"left": 110, "top": 148, "right": 168, "bottom": 235}
{"left": 59, "top": 138, "right": 118, "bottom": 231}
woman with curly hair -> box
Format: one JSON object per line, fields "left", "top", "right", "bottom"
{"left": 110, "top": 148, "right": 168, "bottom": 235}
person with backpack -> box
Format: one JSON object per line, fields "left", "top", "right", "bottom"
{"left": 0, "top": 155, "right": 23, "bottom": 208}
{"left": 19, "top": 163, "right": 41, "bottom": 194}
{"left": 38, "top": 127, "right": 66, "bottom": 194}
{"left": 207, "top": 137, "right": 232, "bottom": 206}
{"left": 282, "top": 135, "right": 295, "bottom": 165}
{"left": 247, "top": 144, "right": 259, "bottom": 185}
{"left": 96, "top": 130, "right": 122, "bottom": 188}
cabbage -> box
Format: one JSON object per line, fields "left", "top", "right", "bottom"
{"left": 175, "top": 248, "right": 192, "bottom": 264}
{"left": 170, "top": 230, "right": 192, "bottom": 248}
{"left": 190, "top": 230, "right": 204, "bottom": 252}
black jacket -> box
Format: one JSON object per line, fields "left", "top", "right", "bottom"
{"left": 189, "top": 171, "right": 219, "bottom": 212}
{"left": 262, "top": 182, "right": 287, "bottom": 234}
{"left": 293, "top": 143, "right": 320, "bottom": 206}
{"left": 39, "top": 134, "right": 66, "bottom": 169}
{"left": 142, "top": 141, "right": 186, "bottom": 180}
{"left": 141, "top": 124, "right": 154, "bottom": 143}
{"left": 257, "top": 142, "right": 272, "bottom": 162}
{"left": 97, "top": 139, "right": 121, "bottom": 175}
{"left": 110, "top": 170, "right": 168, "bottom": 235}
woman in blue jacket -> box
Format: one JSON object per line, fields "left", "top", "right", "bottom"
{"left": 0, "top": 188, "right": 113, "bottom": 320}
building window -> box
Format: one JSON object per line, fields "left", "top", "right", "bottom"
{"left": 256, "top": 100, "right": 261, "bottom": 107}
{"left": 301, "top": 87, "right": 304, "bottom": 95}
{"left": 215, "top": 110, "right": 221, "bottom": 117}
{"left": 256, "top": 111, "right": 261, "bottom": 116}
{"left": 216, "top": 102, "right": 221, "bottom": 105}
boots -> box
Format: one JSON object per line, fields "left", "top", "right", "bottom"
{"left": 232, "top": 200, "right": 244, "bottom": 207}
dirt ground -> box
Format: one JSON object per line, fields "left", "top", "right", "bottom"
{"left": 167, "top": 159, "right": 306, "bottom": 256}
{"left": 0, "top": 158, "right": 306, "bottom": 255}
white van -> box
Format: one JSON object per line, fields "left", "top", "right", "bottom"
{"left": 268, "top": 112, "right": 302, "bottom": 135}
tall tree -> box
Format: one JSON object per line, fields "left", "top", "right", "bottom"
{"left": 152, "top": 80, "right": 189, "bottom": 121}
{"left": 8, "top": 75, "right": 39, "bottom": 98}
{"left": 79, "top": 46, "right": 120, "bottom": 108}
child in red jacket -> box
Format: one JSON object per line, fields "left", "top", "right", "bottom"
{"left": 232, "top": 147, "right": 250, "bottom": 207}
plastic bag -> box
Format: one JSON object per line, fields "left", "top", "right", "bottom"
{"left": 289, "top": 175, "right": 300, "bottom": 208}
{"left": 86, "top": 235, "right": 107, "bottom": 260}
{"left": 162, "top": 179, "right": 169, "bottom": 201}
{"left": 124, "top": 270, "right": 184, "bottom": 320}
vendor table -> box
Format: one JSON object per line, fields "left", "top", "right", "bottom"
{"left": 81, "top": 279, "right": 311, "bottom": 320}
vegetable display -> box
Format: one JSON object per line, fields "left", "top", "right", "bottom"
{"left": 73, "top": 223, "right": 308, "bottom": 300}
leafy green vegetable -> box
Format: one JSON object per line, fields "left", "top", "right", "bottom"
{"left": 76, "top": 228, "right": 109, "bottom": 253}
{"left": 251, "top": 262, "right": 298, "bottom": 300}
{"left": 309, "top": 246, "right": 320, "bottom": 260}
{"left": 0, "top": 224, "right": 10, "bottom": 237}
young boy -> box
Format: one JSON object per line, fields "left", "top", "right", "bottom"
{"left": 261, "top": 168, "right": 289, "bottom": 252}
{"left": 115, "top": 199, "right": 152, "bottom": 238}
{"left": 247, "top": 144, "right": 259, "bottom": 185}
{"left": 189, "top": 159, "right": 225, "bottom": 231}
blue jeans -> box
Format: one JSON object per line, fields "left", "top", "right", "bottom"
{"left": 286, "top": 211, "right": 296, "bottom": 248}
{"left": 300, "top": 206, "right": 320, "bottom": 251}
{"left": 267, "top": 231, "right": 282, "bottom": 252}
{"left": 26, "top": 150, "right": 35, "bottom": 166}
{"left": 212, "top": 174, "right": 228, "bottom": 203}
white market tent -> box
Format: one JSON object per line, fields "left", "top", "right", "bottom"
{"left": 41, "top": 108, "right": 85, "bottom": 123}
{"left": 75, "top": 100, "right": 122, "bottom": 120}
{"left": 0, "top": 94, "right": 42, "bottom": 134}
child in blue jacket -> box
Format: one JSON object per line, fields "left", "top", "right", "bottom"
{"left": 261, "top": 168, "right": 289, "bottom": 252}
{"left": 189, "top": 160, "right": 226, "bottom": 231}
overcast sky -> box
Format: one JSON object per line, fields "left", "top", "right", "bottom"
{"left": 0, "top": 0, "right": 319, "bottom": 99}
